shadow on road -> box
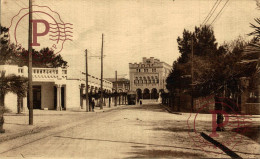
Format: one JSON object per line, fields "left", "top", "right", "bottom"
{"left": 4, "top": 122, "right": 28, "bottom": 126}
{"left": 125, "top": 149, "right": 204, "bottom": 158}
{"left": 232, "top": 126, "right": 260, "bottom": 144}
{"left": 153, "top": 127, "right": 193, "bottom": 132}
{"left": 125, "top": 150, "right": 205, "bottom": 158}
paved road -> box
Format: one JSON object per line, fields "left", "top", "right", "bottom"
{"left": 0, "top": 104, "right": 258, "bottom": 158}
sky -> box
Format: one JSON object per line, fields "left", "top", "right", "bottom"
{"left": 1, "top": 0, "right": 259, "bottom": 78}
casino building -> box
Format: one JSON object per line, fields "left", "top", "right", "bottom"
{"left": 129, "top": 57, "right": 171, "bottom": 100}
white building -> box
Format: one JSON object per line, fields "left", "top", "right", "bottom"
{"left": 0, "top": 65, "right": 112, "bottom": 112}
{"left": 129, "top": 57, "right": 171, "bottom": 100}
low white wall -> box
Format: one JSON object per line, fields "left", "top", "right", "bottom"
{"left": 5, "top": 92, "right": 17, "bottom": 113}
{"left": 66, "top": 80, "right": 80, "bottom": 109}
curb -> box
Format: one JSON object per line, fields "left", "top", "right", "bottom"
{"left": 0, "top": 104, "right": 127, "bottom": 144}
{"left": 161, "top": 104, "right": 182, "bottom": 115}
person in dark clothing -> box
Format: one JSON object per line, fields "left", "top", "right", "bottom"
{"left": 91, "top": 99, "right": 95, "bottom": 112}
{"left": 216, "top": 113, "right": 225, "bottom": 131}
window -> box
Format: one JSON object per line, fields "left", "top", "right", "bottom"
{"left": 247, "top": 90, "right": 259, "bottom": 103}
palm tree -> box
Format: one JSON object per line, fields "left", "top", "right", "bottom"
{"left": 0, "top": 71, "right": 28, "bottom": 133}
{"left": 248, "top": 18, "right": 260, "bottom": 39}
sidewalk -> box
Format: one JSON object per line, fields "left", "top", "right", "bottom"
{"left": 161, "top": 103, "right": 260, "bottom": 157}
{"left": 0, "top": 104, "right": 127, "bottom": 143}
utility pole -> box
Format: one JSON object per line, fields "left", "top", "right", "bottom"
{"left": 100, "top": 34, "right": 104, "bottom": 109}
{"left": 0, "top": 0, "right": 2, "bottom": 39}
{"left": 28, "top": 0, "right": 33, "bottom": 125}
{"left": 0, "top": 0, "right": 1, "bottom": 34}
{"left": 115, "top": 70, "right": 117, "bottom": 106}
{"left": 191, "top": 38, "right": 194, "bottom": 112}
{"left": 85, "top": 49, "right": 89, "bottom": 112}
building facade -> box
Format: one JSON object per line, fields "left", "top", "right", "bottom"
{"left": 0, "top": 65, "right": 113, "bottom": 112}
{"left": 105, "top": 78, "right": 130, "bottom": 93}
{"left": 129, "top": 57, "right": 171, "bottom": 100}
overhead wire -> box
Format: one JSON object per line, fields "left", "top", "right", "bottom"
{"left": 202, "top": 0, "right": 219, "bottom": 25}
{"left": 210, "top": 0, "right": 230, "bottom": 25}
{"left": 204, "top": 0, "right": 223, "bottom": 25}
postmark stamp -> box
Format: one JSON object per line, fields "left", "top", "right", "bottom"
{"left": 7, "top": 5, "right": 73, "bottom": 64}
{"left": 187, "top": 96, "right": 253, "bottom": 154}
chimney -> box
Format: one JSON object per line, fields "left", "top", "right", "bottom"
{"left": 150, "top": 57, "right": 154, "bottom": 63}
{"left": 143, "top": 57, "right": 147, "bottom": 63}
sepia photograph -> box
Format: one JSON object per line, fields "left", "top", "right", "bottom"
{"left": 0, "top": 0, "right": 259, "bottom": 158}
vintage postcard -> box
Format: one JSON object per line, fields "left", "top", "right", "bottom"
{"left": 0, "top": 0, "right": 259, "bottom": 158}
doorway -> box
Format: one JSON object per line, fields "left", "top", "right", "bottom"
{"left": 33, "top": 86, "right": 41, "bottom": 109}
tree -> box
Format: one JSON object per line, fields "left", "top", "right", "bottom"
{"left": 0, "top": 25, "right": 68, "bottom": 68}
{"left": 0, "top": 27, "right": 20, "bottom": 65}
{"left": 0, "top": 26, "right": 28, "bottom": 133}
{"left": 195, "top": 37, "right": 257, "bottom": 108}
{"left": 176, "top": 25, "right": 218, "bottom": 63}
{"left": 167, "top": 25, "right": 219, "bottom": 104}
{"left": 166, "top": 25, "right": 257, "bottom": 113}
{"left": 0, "top": 72, "right": 28, "bottom": 133}
{"left": 248, "top": 18, "right": 260, "bottom": 39}
{"left": 17, "top": 48, "right": 68, "bottom": 68}
{"left": 1, "top": 47, "right": 68, "bottom": 68}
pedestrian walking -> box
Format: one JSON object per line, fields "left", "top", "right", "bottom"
{"left": 91, "top": 99, "right": 95, "bottom": 112}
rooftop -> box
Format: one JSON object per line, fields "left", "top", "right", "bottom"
{"left": 105, "top": 78, "right": 130, "bottom": 83}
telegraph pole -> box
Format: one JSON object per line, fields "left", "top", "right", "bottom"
{"left": 0, "top": 0, "right": 1, "bottom": 55}
{"left": 0, "top": 0, "right": 1, "bottom": 34}
{"left": 28, "top": 0, "right": 33, "bottom": 125}
{"left": 85, "top": 49, "right": 89, "bottom": 112}
{"left": 100, "top": 34, "right": 104, "bottom": 109}
{"left": 115, "top": 70, "right": 117, "bottom": 106}
{"left": 191, "top": 38, "right": 194, "bottom": 112}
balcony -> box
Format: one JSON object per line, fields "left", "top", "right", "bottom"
{"left": 17, "top": 66, "right": 67, "bottom": 81}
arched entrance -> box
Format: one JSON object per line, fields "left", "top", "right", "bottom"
{"left": 151, "top": 88, "right": 158, "bottom": 99}
{"left": 143, "top": 88, "right": 150, "bottom": 99}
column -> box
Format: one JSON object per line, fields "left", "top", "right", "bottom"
{"left": 56, "top": 84, "right": 62, "bottom": 111}
{"left": 80, "top": 84, "right": 84, "bottom": 109}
